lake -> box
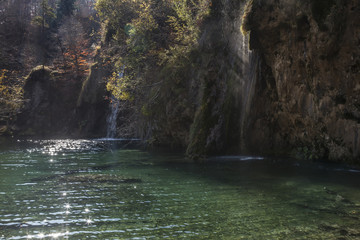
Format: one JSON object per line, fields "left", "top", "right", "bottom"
{"left": 0, "top": 139, "right": 360, "bottom": 239}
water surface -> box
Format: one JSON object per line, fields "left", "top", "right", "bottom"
{"left": 0, "top": 139, "right": 360, "bottom": 239}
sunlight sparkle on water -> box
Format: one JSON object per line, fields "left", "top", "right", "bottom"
{"left": 27, "top": 232, "right": 65, "bottom": 239}
{"left": 2, "top": 139, "right": 360, "bottom": 239}
{"left": 50, "top": 232, "right": 61, "bottom": 238}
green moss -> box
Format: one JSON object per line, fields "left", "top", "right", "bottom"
{"left": 141, "top": 104, "right": 151, "bottom": 117}
{"left": 240, "top": 0, "right": 254, "bottom": 36}
{"left": 77, "top": 62, "right": 108, "bottom": 106}
{"left": 186, "top": 104, "right": 212, "bottom": 160}
{"left": 25, "top": 65, "right": 52, "bottom": 82}
{"left": 186, "top": 80, "right": 241, "bottom": 160}
{"left": 186, "top": 81, "right": 214, "bottom": 160}
{"left": 77, "top": 62, "right": 97, "bottom": 106}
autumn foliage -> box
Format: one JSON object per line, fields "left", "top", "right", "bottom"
{"left": 62, "top": 39, "right": 92, "bottom": 75}
{"left": 0, "top": 69, "right": 24, "bottom": 124}
{"left": 59, "top": 16, "right": 93, "bottom": 77}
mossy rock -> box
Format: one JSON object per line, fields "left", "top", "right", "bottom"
{"left": 25, "top": 65, "right": 53, "bottom": 83}
{"left": 60, "top": 174, "right": 142, "bottom": 184}
{"left": 186, "top": 79, "right": 218, "bottom": 160}
{"left": 241, "top": 0, "right": 254, "bottom": 35}
{"left": 0, "top": 125, "right": 9, "bottom": 136}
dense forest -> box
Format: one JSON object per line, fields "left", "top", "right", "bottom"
{"left": 0, "top": 0, "right": 359, "bottom": 163}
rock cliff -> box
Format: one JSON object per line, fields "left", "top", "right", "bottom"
{"left": 186, "top": 0, "right": 277, "bottom": 159}
{"left": 76, "top": 62, "right": 109, "bottom": 137}
{"left": 241, "top": 0, "right": 360, "bottom": 161}
{"left": 185, "top": 0, "right": 360, "bottom": 163}
{"left": 16, "top": 66, "right": 82, "bottom": 137}
{"left": 13, "top": 0, "right": 359, "bottom": 163}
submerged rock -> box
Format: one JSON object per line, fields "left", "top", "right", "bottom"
{"left": 60, "top": 174, "right": 142, "bottom": 184}
{"left": 319, "top": 223, "right": 360, "bottom": 237}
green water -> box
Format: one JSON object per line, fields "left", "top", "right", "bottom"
{"left": 0, "top": 139, "right": 360, "bottom": 239}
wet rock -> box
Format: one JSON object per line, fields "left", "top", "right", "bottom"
{"left": 324, "top": 187, "right": 354, "bottom": 204}
{"left": 324, "top": 187, "right": 337, "bottom": 195}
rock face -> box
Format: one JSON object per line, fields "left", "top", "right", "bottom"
{"left": 186, "top": 0, "right": 276, "bottom": 159}
{"left": 17, "top": 66, "right": 57, "bottom": 136}
{"left": 185, "top": 0, "right": 360, "bottom": 163}
{"left": 76, "top": 62, "right": 109, "bottom": 137}
{"left": 13, "top": 0, "right": 360, "bottom": 163}
{"left": 16, "top": 63, "right": 109, "bottom": 138}
{"left": 242, "top": 0, "right": 360, "bottom": 161}
{"left": 17, "top": 66, "right": 82, "bottom": 137}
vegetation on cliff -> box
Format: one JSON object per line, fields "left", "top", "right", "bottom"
{"left": 0, "top": 69, "right": 24, "bottom": 130}
{"left": 95, "top": 0, "right": 211, "bottom": 145}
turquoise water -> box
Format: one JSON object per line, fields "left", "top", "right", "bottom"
{"left": 0, "top": 139, "right": 360, "bottom": 239}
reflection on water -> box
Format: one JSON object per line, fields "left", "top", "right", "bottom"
{"left": 0, "top": 139, "right": 360, "bottom": 239}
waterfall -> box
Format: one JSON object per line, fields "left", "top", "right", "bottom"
{"left": 106, "top": 97, "right": 120, "bottom": 138}
{"left": 106, "top": 67, "right": 124, "bottom": 138}
{"left": 242, "top": 51, "right": 260, "bottom": 121}
{"left": 239, "top": 35, "right": 261, "bottom": 151}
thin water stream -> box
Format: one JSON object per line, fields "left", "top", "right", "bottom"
{"left": 0, "top": 139, "right": 360, "bottom": 239}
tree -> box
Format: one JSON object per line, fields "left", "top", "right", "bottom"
{"left": 95, "top": 0, "right": 211, "bottom": 142}
{"left": 57, "top": 0, "right": 76, "bottom": 22}
{"left": 59, "top": 16, "right": 91, "bottom": 76}
{"left": 0, "top": 0, "right": 35, "bottom": 69}
{"left": 32, "top": 0, "right": 56, "bottom": 31}
{"left": 75, "top": 0, "right": 97, "bottom": 18}
{"left": 96, "top": 0, "right": 211, "bottom": 100}
{"left": 0, "top": 69, "right": 24, "bottom": 126}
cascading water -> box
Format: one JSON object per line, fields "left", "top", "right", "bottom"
{"left": 106, "top": 68, "right": 124, "bottom": 138}
{"left": 239, "top": 34, "right": 261, "bottom": 151}
{"left": 106, "top": 97, "right": 120, "bottom": 138}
